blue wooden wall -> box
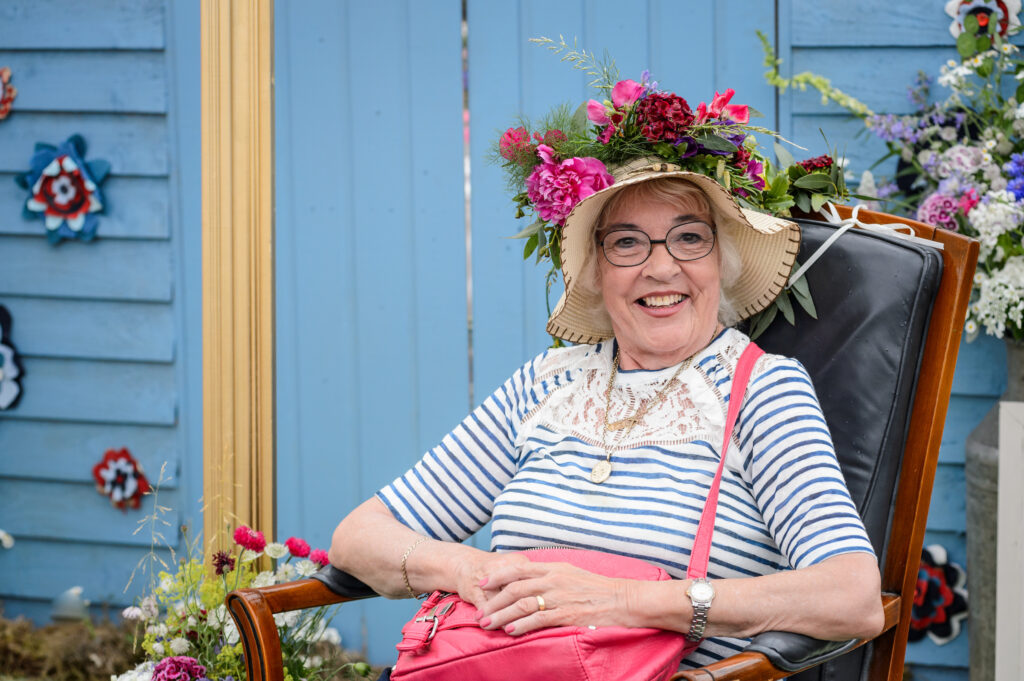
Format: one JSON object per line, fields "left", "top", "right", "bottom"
{"left": 0, "top": 0, "right": 202, "bottom": 623}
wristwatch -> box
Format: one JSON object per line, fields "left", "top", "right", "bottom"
{"left": 685, "top": 578, "right": 715, "bottom": 642}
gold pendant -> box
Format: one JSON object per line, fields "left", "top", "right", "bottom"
{"left": 606, "top": 416, "right": 639, "bottom": 431}
{"left": 590, "top": 460, "right": 612, "bottom": 484}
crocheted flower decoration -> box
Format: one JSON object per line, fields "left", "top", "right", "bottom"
{"left": 0, "top": 67, "right": 15, "bottom": 121}
{"left": 92, "top": 448, "right": 151, "bottom": 510}
{"left": 946, "top": 0, "right": 1022, "bottom": 38}
{"left": 0, "top": 305, "right": 23, "bottom": 411}
{"left": 909, "top": 544, "right": 968, "bottom": 645}
{"left": 15, "top": 134, "right": 111, "bottom": 244}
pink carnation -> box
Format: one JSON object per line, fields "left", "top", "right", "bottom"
{"left": 285, "top": 536, "right": 311, "bottom": 558}
{"left": 916, "top": 192, "right": 959, "bottom": 231}
{"left": 525, "top": 145, "right": 614, "bottom": 225}
{"left": 153, "top": 656, "right": 206, "bottom": 681}
{"left": 233, "top": 525, "right": 267, "bottom": 553}
{"left": 310, "top": 548, "right": 330, "bottom": 566}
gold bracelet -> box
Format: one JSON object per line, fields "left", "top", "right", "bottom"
{"left": 401, "top": 536, "right": 429, "bottom": 599}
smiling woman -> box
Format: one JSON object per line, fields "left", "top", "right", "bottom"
{"left": 330, "top": 157, "right": 884, "bottom": 674}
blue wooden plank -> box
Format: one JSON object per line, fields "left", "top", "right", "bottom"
{"left": 952, "top": 333, "right": 1007, "bottom": 397}
{"left": 925, "top": 463, "right": 966, "bottom": 532}
{"left": 0, "top": 236, "right": 173, "bottom": 302}
{"left": 0, "top": 113, "right": 169, "bottom": 177}
{"left": 0, "top": 479, "right": 181, "bottom": 546}
{"left": 406, "top": 0, "right": 474, "bottom": 451}
{"left": 0, "top": 175, "right": 171, "bottom": 240}
{"left": 0, "top": 538, "right": 174, "bottom": 604}
{"left": 0, "top": 421, "right": 178, "bottom": 485}
{"left": 791, "top": 47, "right": 954, "bottom": 116}
{"left": 0, "top": 51, "right": 167, "bottom": 114}
{"left": 790, "top": 0, "right": 957, "bottom": 47}
{"left": 649, "top": 0, "right": 715, "bottom": 98}
{"left": 904, "top": 665, "right": 969, "bottom": 681}
{"left": 0, "top": 357, "right": 176, "bottom": 425}
{"left": 0, "top": 599, "right": 140, "bottom": 627}
{"left": 164, "top": 0, "right": 205, "bottom": 535}
{"left": 939, "top": 395, "right": 999, "bottom": 464}
{"left": 790, "top": 113, "right": 891, "bottom": 178}
{"left": 0, "top": 0, "right": 165, "bottom": 50}
{"left": 0, "top": 297, "right": 174, "bottom": 362}
{"left": 714, "top": 0, "right": 776, "bottom": 130}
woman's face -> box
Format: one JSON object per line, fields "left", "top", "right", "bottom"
{"left": 596, "top": 191, "right": 721, "bottom": 371}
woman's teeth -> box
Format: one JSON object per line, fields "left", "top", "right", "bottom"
{"left": 639, "top": 294, "right": 686, "bottom": 308}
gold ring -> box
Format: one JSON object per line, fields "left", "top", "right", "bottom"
{"left": 536, "top": 595, "right": 546, "bottom": 612}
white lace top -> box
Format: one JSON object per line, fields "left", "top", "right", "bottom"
{"left": 378, "top": 328, "right": 874, "bottom": 668}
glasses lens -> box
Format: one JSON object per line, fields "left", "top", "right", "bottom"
{"left": 602, "top": 230, "right": 651, "bottom": 266}
{"left": 666, "top": 222, "right": 715, "bottom": 261}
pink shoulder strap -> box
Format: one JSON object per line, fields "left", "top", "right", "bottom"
{"left": 686, "top": 341, "right": 764, "bottom": 579}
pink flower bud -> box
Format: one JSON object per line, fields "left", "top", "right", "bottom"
{"left": 586, "top": 99, "right": 611, "bottom": 126}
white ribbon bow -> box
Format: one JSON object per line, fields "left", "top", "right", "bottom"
{"left": 787, "top": 202, "right": 943, "bottom": 288}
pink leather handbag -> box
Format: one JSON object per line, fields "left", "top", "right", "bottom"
{"left": 390, "top": 343, "right": 764, "bottom": 681}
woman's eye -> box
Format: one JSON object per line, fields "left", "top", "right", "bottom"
{"left": 611, "top": 236, "right": 641, "bottom": 249}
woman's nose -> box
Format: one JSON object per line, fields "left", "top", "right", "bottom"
{"left": 642, "top": 241, "right": 681, "bottom": 279}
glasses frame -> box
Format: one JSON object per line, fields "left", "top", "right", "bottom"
{"left": 598, "top": 221, "right": 718, "bottom": 268}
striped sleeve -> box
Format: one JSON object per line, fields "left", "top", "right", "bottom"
{"left": 375, "top": 352, "right": 546, "bottom": 542}
{"left": 734, "top": 355, "right": 875, "bottom": 569}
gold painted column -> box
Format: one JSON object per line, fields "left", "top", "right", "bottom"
{"left": 200, "top": 0, "right": 275, "bottom": 554}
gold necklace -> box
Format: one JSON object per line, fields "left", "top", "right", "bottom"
{"left": 591, "top": 350, "right": 693, "bottom": 484}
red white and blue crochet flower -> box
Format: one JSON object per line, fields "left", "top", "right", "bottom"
{"left": 0, "top": 305, "right": 22, "bottom": 410}
{"left": 16, "top": 134, "right": 110, "bottom": 244}
{"left": 909, "top": 544, "right": 968, "bottom": 645}
{"left": 0, "top": 66, "right": 15, "bottom": 121}
{"left": 92, "top": 448, "right": 151, "bottom": 510}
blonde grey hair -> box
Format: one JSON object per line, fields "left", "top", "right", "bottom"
{"left": 581, "top": 178, "right": 742, "bottom": 326}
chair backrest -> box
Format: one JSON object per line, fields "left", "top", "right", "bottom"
{"left": 754, "top": 209, "right": 977, "bottom": 681}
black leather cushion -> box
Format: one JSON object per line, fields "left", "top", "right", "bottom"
{"left": 748, "top": 219, "right": 942, "bottom": 681}
{"left": 312, "top": 564, "right": 377, "bottom": 599}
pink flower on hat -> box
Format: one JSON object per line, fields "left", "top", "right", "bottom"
{"left": 233, "top": 525, "right": 266, "bottom": 553}
{"left": 611, "top": 79, "right": 644, "bottom": 107}
{"left": 499, "top": 126, "right": 534, "bottom": 162}
{"left": 526, "top": 145, "right": 614, "bottom": 225}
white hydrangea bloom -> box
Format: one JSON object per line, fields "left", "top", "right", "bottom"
{"left": 140, "top": 595, "right": 158, "bottom": 620}
{"left": 111, "top": 661, "right": 155, "bottom": 681}
{"left": 968, "top": 191, "right": 1024, "bottom": 260}
{"left": 169, "top": 637, "right": 191, "bottom": 655}
{"left": 241, "top": 549, "right": 262, "bottom": 562}
{"left": 151, "top": 642, "right": 165, "bottom": 656}
{"left": 295, "top": 559, "right": 318, "bottom": 578}
{"left": 974, "top": 257, "right": 1024, "bottom": 338}
{"left": 265, "top": 542, "right": 288, "bottom": 559}
{"left": 224, "top": 616, "right": 240, "bottom": 645}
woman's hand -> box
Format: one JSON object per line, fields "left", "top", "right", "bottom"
{"left": 446, "top": 550, "right": 532, "bottom": 609}
{"left": 472, "top": 560, "right": 635, "bottom": 636}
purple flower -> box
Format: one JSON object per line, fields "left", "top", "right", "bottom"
{"left": 916, "top": 192, "right": 959, "bottom": 231}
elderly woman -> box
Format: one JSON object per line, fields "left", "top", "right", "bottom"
{"left": 328, "top": 160, "right": 884, "bottom": 669}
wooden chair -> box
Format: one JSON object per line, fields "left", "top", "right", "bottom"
{"left": 226, "top": 206, "right": 977, "bottom": 681}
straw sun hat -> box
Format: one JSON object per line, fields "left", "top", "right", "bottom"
{"left": 546, "top": 158, "right": 802, "bottom": 344}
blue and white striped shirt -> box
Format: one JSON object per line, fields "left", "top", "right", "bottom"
{"left": 378, "top": 328, "right": 874, "bottom": 668}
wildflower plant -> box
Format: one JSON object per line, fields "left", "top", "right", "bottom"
{"left": 493, "top": 36, "right": 855, "bottom": 342}
{"left": 115, "top": 523, "right": 368, "bottom": 681}
{"left": 762, "top": 10, "right": 1024, "bottom": 342}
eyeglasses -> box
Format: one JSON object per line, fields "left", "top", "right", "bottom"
{"left": 599, "top": 221, "right": 717, "bottom": 267}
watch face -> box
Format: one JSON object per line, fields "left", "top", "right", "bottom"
{"left": 691, "top": 581, "right": 714, "bottom": 601}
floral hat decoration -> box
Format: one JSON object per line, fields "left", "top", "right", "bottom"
{"left": 494, "top": 37, "right": 852, "bottom": 343}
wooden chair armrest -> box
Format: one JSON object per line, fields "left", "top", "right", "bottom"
{"left": 669, "top": 594, "right": 901, "bottom": 680}
{"left": 226, "top": 572, "right": 378, "bottom": 681}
